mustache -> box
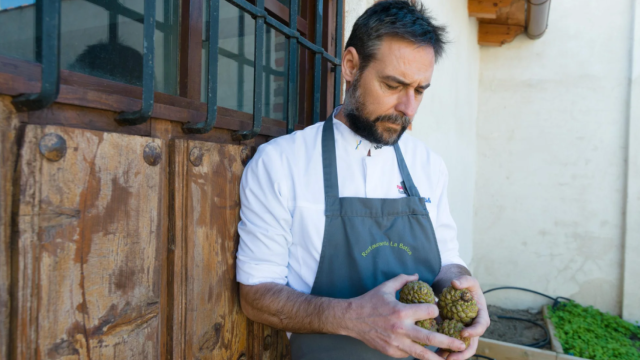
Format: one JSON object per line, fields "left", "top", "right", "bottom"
{"left": 372, "top": 113, "right": 412, "bottom": 127}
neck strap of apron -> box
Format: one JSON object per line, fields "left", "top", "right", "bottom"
{"left": 322, "top": 115, "right": 422, "bottom": 205}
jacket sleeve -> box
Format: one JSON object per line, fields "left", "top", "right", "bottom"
{"left": 236, "top": 144, "right": 292, "bottom": 285}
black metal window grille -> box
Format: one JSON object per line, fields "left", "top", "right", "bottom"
{"left": 13, "top": 0, "right": 343, "bottom": 140}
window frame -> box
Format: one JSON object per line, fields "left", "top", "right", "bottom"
{"left": 0, "top": 0, "right": 343, "bottom": 138}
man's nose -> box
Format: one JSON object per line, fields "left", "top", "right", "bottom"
{"left": 395, "top": 89, "right": 418, "bottom": 119}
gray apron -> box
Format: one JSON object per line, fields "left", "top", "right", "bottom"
{"left": 289, "top": 115, "right": 442, "bottom": 360}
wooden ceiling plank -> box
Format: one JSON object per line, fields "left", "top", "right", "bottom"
{"left": 468, "top": 0, "right": 513, "bottom": 19}
{"left": 478, "top": 23, "right": 525, "bottom": 46}
{"left": 481, "top": 0, "right": 526, "bottom": 27}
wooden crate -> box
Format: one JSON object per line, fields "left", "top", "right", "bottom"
{"left": 477, "top": 338, "right": 589, "bottom": 360}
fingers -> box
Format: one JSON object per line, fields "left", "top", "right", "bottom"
{"left": 382, "top": 273, "right": 420, "bottom": 292}
{"left": 462, "top": 307, "right": 490, "bottom": 338}
{"left": 397, "top": 340, "right": 446, "bottom": 360}
{"left": 406, "top": 326, "right": 466, "bottom": 353}
{"left": 451, "top": 275, "right": 479, "bottom": 290}
{"left": 445, "top": 336, "right": 479, "bottom": 360}
{"left": 461, "top": 290, "right": 490, "bottom": 338}
{"left": 401, "top": 303, "right": 439, "bottom": 321}
{"left": 450, "top": 275, "right": 490, "bottom": 338}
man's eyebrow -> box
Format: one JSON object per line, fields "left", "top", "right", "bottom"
{"left": 380, "top": 75, "right": 431, "bottom": 90}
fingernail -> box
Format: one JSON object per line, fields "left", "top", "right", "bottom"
{"left": 452, "top": 280, "right": 460, "bottom": 287}
{"left": 457, "top": 343, "right": 466, "bottom": 351}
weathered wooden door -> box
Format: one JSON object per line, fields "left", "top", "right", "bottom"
{"left": 13, "top": 125, "right": 168, "bottom": 359}
{"left": 168, "top": 140, "right": 289, "bottom": 360}
{"left": 4, "top": 119, "right": 290, "bottom": 359}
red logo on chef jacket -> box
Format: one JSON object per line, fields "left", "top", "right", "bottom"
{"left": 397, "top": 184, "right": 407, "bottom": 195}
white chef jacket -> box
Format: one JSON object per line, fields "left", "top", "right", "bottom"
{"left": 236, "top": 109, "right": 466, "bottom": 294}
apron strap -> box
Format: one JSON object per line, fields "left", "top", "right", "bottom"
{"left": 322, "top": 116, "right": 341, "bottom": 214}
{"left": 322, "top": 112, "right": 423, "bottom": 212}
{"left": 393, "top": 142, "right": 422, "bottom": 198}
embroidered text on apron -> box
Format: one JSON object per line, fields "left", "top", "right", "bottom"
{"left": 289, "top": 115, "right": 442, "bottom": 360}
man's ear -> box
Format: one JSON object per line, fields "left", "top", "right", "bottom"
{"left": 342, "top": 47, "right": 359, "bottom": 84}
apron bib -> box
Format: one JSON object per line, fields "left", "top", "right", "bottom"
{"left": 289, "top": 116, "right": 442, "bottom": 360}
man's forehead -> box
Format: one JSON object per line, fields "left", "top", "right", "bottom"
{"left": 367, "top": 37, "right": 435, "bottom": 82}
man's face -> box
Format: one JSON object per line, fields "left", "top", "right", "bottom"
{"left": 342, "top": 36, "right": 436, "bottom": 145}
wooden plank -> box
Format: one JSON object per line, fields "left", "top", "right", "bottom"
{"left": 322, "top": 0, "right": 338, "bottom": 118}
{"left": 14, "top": 125, "right": 167, "bottom": 359}
{"left": 557, "top": 355, "right": 590, "bottom": 360}
{"left": 468, "top": 0, "right": 513, "bottom": 19}
{"left": 249, "top": 321, "right": 291, "bottom": 360}
{"left": 478, "top": 23, "right": 525, "bottom": 47}
{"left": 0, "top": 55, "right": 205, "bottom": 111}
{"left": 0, "top": 96, "right": 20, "bottom": 360}
{"left": 27, "top": 102, "right": 151, "bottom": 136}
{"left": 481, "top": 0, "right": 526, "bottom": 27}
{"left": 170, "top": 140, "right": 289, "bottom": 359}
{"left": 265, "top": 0, "right": 309, "bottom": 36}
{"left": 0, "top": 56, "right": 302, "bottom": 137}
{"left": 179, "top": 0, "right": 203, "bottom": 101}
{"left": 477, "top": 338, "right": 557, "bottom": 360}
{"left": 168, "top": 139, "right": 187, "bottom": 360}
{"left": 171, "top": 140, "right": 249, "bottom": 360}
{"left": 542, "top": 305, "right": 565, "bottom": 354}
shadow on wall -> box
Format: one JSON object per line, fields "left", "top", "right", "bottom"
{"left": 68, "top": 40, "right": 144, "bottom": 86}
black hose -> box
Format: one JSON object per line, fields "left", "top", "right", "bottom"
{"left": 483, "top": 286, "right": 572, "bottom": 308}
{"left": 496, "top": 315, "right": 550, "bottom": 348}
{"left": 484, "top": 286, "right": 555, "bottom": 300}
{"left": 482, "top": 286, "right": 569, "bottom": 349}
{"left": 472, "top": 355, "right": 496, "bottom": 360}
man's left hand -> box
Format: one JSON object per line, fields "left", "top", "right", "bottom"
{"left": 437, "top": 275, "right": 490, "bottom": 360}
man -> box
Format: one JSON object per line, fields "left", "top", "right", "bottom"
{"left": 236, "top": 1, "right": 490, "bottom": 359}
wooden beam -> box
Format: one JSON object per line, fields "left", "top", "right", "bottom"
{"left": 481, "top": 0, "right": 526, "bottom": 27}
{"left": 477, "top": 338, "right": 557, "bottom": 360}
{"left": 0, "top": 96, "right": 20, "bottom": 360}
{"left": 468, "top": 0, "right": 513, "bottom": 19}
{"left": 478, "top": 23, "right": 525, "bottom": 46}
{"left": 542, "top": 306, "right": 565, "bottom": 354}
{"left": 477, "top": 338, "right": 591, "bottom": 360}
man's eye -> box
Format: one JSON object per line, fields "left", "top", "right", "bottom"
{"left": 415, "top": 89, "right": 424, "bottom": 95}
{"left": 385, "top": 83, "right": 399, "bottom": 90}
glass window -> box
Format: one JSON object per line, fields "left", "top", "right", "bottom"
{"left": 202, "top": 0, "right": 289, "bottom": 121}
{"left": 0, "top": 0, "right": 36, "bottom": 61}
{"left": 0, "top": 0, "right": 180, "bottom": 95}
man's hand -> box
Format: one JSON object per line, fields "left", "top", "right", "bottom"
{"left": 437, "top": 275, "right": 490, "bottom": 360}
{"left": 342, "top": 274, "right": 467, "bottom": 360}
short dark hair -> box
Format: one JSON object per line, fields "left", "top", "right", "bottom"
{"left": 345, "top": 0, "right": 447, "bottom": 72}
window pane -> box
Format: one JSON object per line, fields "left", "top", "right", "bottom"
{"left": 0, "top": 0, "right": 180, "bottom": 95}
{"left": 202, "top": 0, "right": 289, "bottom": 121}
{"left": 0, "top": 1, "right": 36, "bottom": 61}
{"left": 202, "top": 0, "right": 255, "bottom": 114}
{"left": 263, "top": 26, "right": 287, "bottom": 121}
{"left": 272, "top": 0, "right": 302, "bottom": 16}
{"left": 275, "top": 0, "right": 289, "bottom": 8}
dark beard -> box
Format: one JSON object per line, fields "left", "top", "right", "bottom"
{"left": 342, "top": 76, "right": 411, "bottom": 146}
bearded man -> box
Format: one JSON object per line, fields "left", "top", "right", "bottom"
{"left": 235, "top": 1, "right": 490, "bottom": 359}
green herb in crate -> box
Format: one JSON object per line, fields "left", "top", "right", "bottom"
{"left": 547, "top": 301, "right": 640, "bottom": 360}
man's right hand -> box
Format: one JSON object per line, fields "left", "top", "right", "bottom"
{"left": 339, "top": 274, "right": 467, "bottom": 360}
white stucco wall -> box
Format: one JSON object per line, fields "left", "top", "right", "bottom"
{"left": 473, "top": 0, "right": 635, "bottom": 315}
{"left": 344, "top": 0, "right": 480, "bottom": 265}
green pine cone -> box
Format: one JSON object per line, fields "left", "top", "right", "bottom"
{"left": 437, "top": 286, "right": 478, "bottom": 325}
{"left": 399, "top": 281, "right": 436, "bottom": 305}
{"left": 438, "top": 319, "right": 470, "bottom": 352}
